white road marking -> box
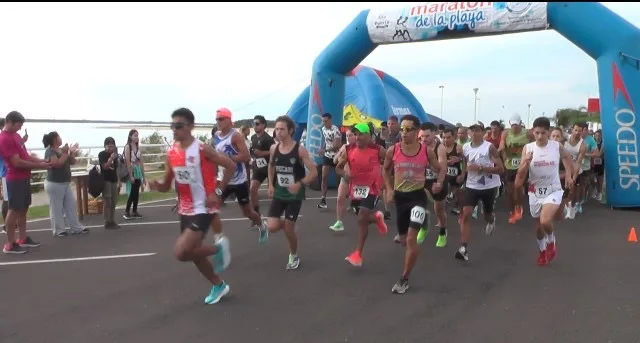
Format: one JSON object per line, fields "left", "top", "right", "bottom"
{"left": 0, "top": 253, "right": 156, "bottom": 266}
{"left": 137, "top": 196, "right": 339, "bottom": 209}
{"left": 19, "top": 215, "right": 304, "bottom": 233}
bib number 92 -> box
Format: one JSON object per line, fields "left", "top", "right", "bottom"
{"left": 277, "top": 173, "right": 295, "bottom": 187}
{"left": 447, "top": 167, "right": 458, "bottom": 177}
{"left": 410, "top": 206, "right": 426, "bottom": 224}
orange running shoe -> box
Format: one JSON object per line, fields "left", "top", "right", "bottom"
{"left": 508, "top": 211, "right": 518, "bottom": 224}
{"left": 374, "top": 211, "right": 388, "bottom": 235}
{"left": 345, "top": 251, "right": 363, "bottom": 267}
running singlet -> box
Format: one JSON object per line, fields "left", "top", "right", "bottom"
{"left": 485, "top": 133, "right": 500, "bottom": 149}
{"left": 346, "top": 144, "right": 382, "bottom": 199}
{"left": 445, "top": 143, "right": 462, "bottom": 178}
{"left": 392, "top": 143, "right": 429, "bottom": 193}
{"left": 168, "top": 140, "right": 217, "bottom": 215}
{"left": 272, "top": 142, "right": 306, "bottom": 201}
{"left": 505, "top": 129, "right": 529, "bottom": 170}
{"left": 593, "top": 140, "right": 604, "bottom": 167}
{"left": 250, "top": 132, "right": 275, "bottom": 170}
{"left": 425, "top": 142, "right": 440, "bottom": 181}
{"left": 321, "top": 125, "right": 341, "bottom": 159}
{"left": 463, "top": 141, "right": 501, "bottom": 190}
{"left": 525, "top": 141, "right": 563, "bottom": 198}
{"left": 564, "top": 138, "right": 583, "bottom": 175}
{"left": 581, "top": 135, "right": 597, "bottom": 171}
{"left": 214, "top": 129, "right": 247, "bottom": 185}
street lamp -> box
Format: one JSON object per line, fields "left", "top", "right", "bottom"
{"left": 473, "top": 88, "right": 479, "bottom": 123}
{"left": 439, "top": 85, "right": 444, "bottom": 119}
{"left": 527, "top": 104, "right": 532, "bottom": 127}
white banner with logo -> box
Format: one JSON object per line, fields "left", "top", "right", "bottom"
{"left": 366, "top": 2, "right": 548, "bottom": 45}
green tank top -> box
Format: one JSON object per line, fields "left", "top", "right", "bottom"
{"left": 272, "top": 142, "right": 306, "bottom": 201}
{"left": 505, "top": 130, "right": 529, "bottom": 170}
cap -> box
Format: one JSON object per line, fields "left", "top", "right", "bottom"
{"left": 352, "top": 122, "right": 371, "bottom": 134}
{"left": 216, "top": 107, "right": 232, "bottom": 120}
{"left": 509, "top": 114, "right": 522, "bottom": 126}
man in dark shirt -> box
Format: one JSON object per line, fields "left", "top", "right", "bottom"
{"left": 98, "top": 137, "right": 121, "bottom": 229}
{"left": 249, "top": 115, "right": 275, "bottom": 214}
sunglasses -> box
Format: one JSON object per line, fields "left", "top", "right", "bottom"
{"left": 215, "top": 117, "right": 228, "bottom": 122}
{"left": 171, "top": 122, "right": 188, "bottom": 130}
{"left": 399, "top": 126, "right": 417, "bottom": 133}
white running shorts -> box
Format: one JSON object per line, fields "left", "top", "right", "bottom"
{"left": 528, "top": 190, "right": 564, "bottom": 219}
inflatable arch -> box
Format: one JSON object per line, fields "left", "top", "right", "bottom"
{"left": 306, "top": 2, "right": 640, "bottom": 208}
{"left": 288, "top": 65, "right": 454, "bottom": 143}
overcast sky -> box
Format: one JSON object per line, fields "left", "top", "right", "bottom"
{"left": 1, "top": 2, "right": 639, "bottom": 128}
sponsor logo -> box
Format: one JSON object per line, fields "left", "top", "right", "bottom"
{"left": 612, "top": 62, "right": 640, "bottom": 191}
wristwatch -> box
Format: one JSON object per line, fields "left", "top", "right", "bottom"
{"left": 215, "top": 188, "right": 223, "bottom": 196}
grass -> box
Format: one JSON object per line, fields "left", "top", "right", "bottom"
{"left": 1, "top": 191, "right": 177, "bottom": 223}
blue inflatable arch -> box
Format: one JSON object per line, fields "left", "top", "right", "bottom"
{"left": 306, "top": 2, "right": 640, "bottom": 208}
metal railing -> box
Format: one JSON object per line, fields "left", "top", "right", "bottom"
{"left": 29, "top": 144, "right": 169, "bottom": 186}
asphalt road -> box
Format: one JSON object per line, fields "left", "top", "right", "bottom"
{"left": 1, "top": 189, "right": 638, "bottom": 343}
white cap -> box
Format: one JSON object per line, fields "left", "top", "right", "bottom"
{"left": 509, "top": 114, "right": 522, "bottom": 126}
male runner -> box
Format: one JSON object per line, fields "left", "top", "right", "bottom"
{"left": 383, "top": 115, "right": 444, "bottom": 294}
{"left": 317, "top": 112, "right": 342, "bottom": 209}
{"left": 329, "top": 129, "right": 356, "bottom": 232}
{"left": 563, "top": 125, "right": 586, "bottom": 219}
{"left": 337, "top": 123, "right": 388, "bottom": 267}
{"left": 485, "top": 120, "right": 505, "bottom": 197}
{"left": 550, "top": 128, "right": 572, "bottom": 221}
{"left": 211, "top": 107, "right": 266, "bottom": 239}
{"left": 442, "top": 128, "right": 466, "bottom": 217}
{"left": 576, "top": 122, "right": 597, "bottom": 213}
{"left": 265, "top": 115, "right": 317, "bottom": 270}
{"left": 499, "top": 114, "right": 532, "bottom": 224}
{"left": 418, "top": 123, "right": 448, "bottom": 247}
{"left": 249, "top": 115, "right": 275, "bottom": 215}
{"left": 0, "top": 111, "right": 46, "bottom": 254}
{"left": 515, "top": 117, "right": 574, "bottom": 266}
{"left": 455, "top": 124, "right": 504, "bottom": 262}
{"left": 149, "top": 108, "right": 233, "bottom": 304}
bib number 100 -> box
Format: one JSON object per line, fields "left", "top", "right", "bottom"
{"left": 409, "top": 206, "right": 426, "bottom": 224}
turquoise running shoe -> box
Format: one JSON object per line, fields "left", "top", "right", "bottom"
{"left": 204, "top": 281, "right": 230, "bottom": 304}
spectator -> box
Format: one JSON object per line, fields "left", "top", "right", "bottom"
{"left": 0, "top": 118, "right": 8, "bottom": 233}
{"left": 123, "top": 129, "right": 145, "bottom": 220}
{"left": 42, "top": 131, "right": 88, "bottom": 236}
{"left": 98, "top": 137, "right": 121, "bottom": 229}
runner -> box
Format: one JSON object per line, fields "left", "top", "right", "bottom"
{"left": 418, "top": 123, "right": 449, "bottom": 247}
{"left": 317, "top": 112, "right": 342, "bottom": 209}
{"left": 499, "top": 114, "right": 532, "bottom": 224}
{"left": 485, "top": 120, "right": 505, "bottom": 197}
{"left": 577, "top": 122, "right": 598, "bottom": 212}
{"left": 515, "top": 117, "right": 574, "bottom": 266}
{"left": 337, "top": 123, "right": 388, "bottom": 266}
{"left": 211, "top": 107, "right": 267, "bottom": 240}
{"left": 455, "top": 124, "right": 504, "bottom": 262}
{"left": 591, "top": 130, "right": 604, "bottom": 201}
{"left": 550, "top": 128, "right": 572, "bottom": 220}
{"left": 329, "top": 128, "right": 356, "bottom": 232}
{"left": 249, "top": 115, "right": 275, "bottom": 215}
{"left": 264, "top": 115, "right": 317, "bottom": 270}
{"left": 0, "top": 111, "right": 46, "bottom": 254}
{"left": 441, "top": 127, "right": 466, "bottom": 219}
{"left": 563, "top": 125, "right": 586, "bottom": 219}
{"left": 383, "top": 115, "right": 445, "bottom": 294}
{"left": 149, "top": 107, "right": 233, "bottom": 304}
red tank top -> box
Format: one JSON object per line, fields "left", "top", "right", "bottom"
{"left": 346, "top": 144, "right": 382, "bottom": 198}
{"left": 486, "top": 132, "right": 500, "bottom": 148}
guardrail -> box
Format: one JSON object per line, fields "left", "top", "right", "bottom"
{"left": 29, "top": 143, "right": 169, "bottom": 186}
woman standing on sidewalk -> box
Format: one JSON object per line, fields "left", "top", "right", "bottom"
{"left": 42, "top": 132, "right": 89, "bottom": 237}
{"left": 123, "top": 129, "right": 145, "bottom": 220}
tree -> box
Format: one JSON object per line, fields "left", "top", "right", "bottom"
{"left": 553, "top": 106, "right": 600, "bottom": 128}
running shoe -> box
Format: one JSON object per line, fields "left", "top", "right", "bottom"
{"left": 258, "top": 222, "right": 269, "bottom": 244}
{"left": 546, "top": 242, "right": 556, "bottom": 262}
{"left": 213, "top": 236, "right": 231, "bottom": 274}
{"left": 17, "top": 236, "right": 40, "bottom": 248}
{"left": 286, "top": 254, "right": 300, "bottom": 270}
{"left": 435, "top": 232, "right": 447, "bottom": 248}
{"left": 345, "top": 251, "right": 363, "bottom": 267}
{"left": 204, "top": 281, "right": 230, "bottom": 304}
{"left": 455, "top": 246, "right": 469, "bottom": 261}
{"left": 537, "top": 250, "right": 548, "bottom": 266}
{"left": 416, "top": 227, "right": 428, "bottom": 245}
{"left": 391, "top": 278, "right": 409, "bottom": 294}
{"left": 374, "top": 211, "right": 388, "bottom": 235}
{"left": 329, "top": 220, "right": 344, "bottom": 232}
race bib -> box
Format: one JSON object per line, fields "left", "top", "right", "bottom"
{"left": 425, "top": 169, "right": 437, "bottom": 180}
{"left": 255, "top": 158, "right": 268, "bottom": 168}
{"left": 277, "top": 173, "right": 295, "bottom": 187}
{"left": 511, "top": 158, "right": 521, "bottom": 168}
{"left": 570, "top": 154, "right": 577, "bottom": 161}
{"left": 174, "top": 166, "right": 197, "bottom": 185}
{"left": 447, "top": 167, "right": 458, "bottom": 177}
{"left": 534, "top": 186, "right": 550, "bottom": 198}
{"left": 409, "top": 206, "right": 426, "bottom": 224}
{"left": 352, "top": 185, "right": 370, "bottom": 199}
{"left": 593, "top": 158, "right": 603, "bottom": 165}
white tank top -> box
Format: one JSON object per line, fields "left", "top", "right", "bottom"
{"left": 525, "top": 140, "right": 563, "bottom": 198}
{"left": 463, "top": 140, "right": 501, "bottom": 190}
{"left": 214, "top": 129, "right": 247, "bottom": 185}
{"left": 563, "top": 138, "right": 583, "bottom": 175}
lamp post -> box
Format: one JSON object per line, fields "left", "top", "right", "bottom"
{"left": 473, "top": 88, "right": 479, "bottom": 123}
{"left": 527, "top": 104, "right": 532, "bottom": 127}
{"left": 439, "top": 85, "right": 444, "bottom": 119}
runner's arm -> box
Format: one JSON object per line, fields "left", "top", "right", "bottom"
{"left": 267, "top": 144, "right": 277, "bottom": 189}
{"left": 483, "top": 145, "right": 505, "bottom": 175}
{"left": 514, "top": 145, "right": 530, "bottom": 187}
{"left": 498, "top": 131, "right": 508, "bottom": 158}
{"left": 378, "top": 145, "right": 387, "bottom": 164}
{"left": 428, "top": 145, "right": 447, "bottom": 184}
{"left": 203, "top": 144, "right": 236, "bottom": 191}
{"left": 335, "top": 147, "right": 348, "bottom": 176}
{"left": 231, "top": 132, "right": 251, "bottom": 163}
{"left": 298, "top": 145, "right": 318, "bottom": 186}
{"left": 574, "top": 142, "right": 587, "bottom": 177}
{"left": 559, "top": 145, "right": 574, "bottom": 179}
{"left": 155, "top": 158, "right": 175, "bottom": 192}
{"left": 382, "top": 145, "right": 395, "bottom": 192}
{"left": 457, "top": 144, "right": 467, "bottom": 177}
{"left": 254, "top": 135, "right": 274, "bottom": 158}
